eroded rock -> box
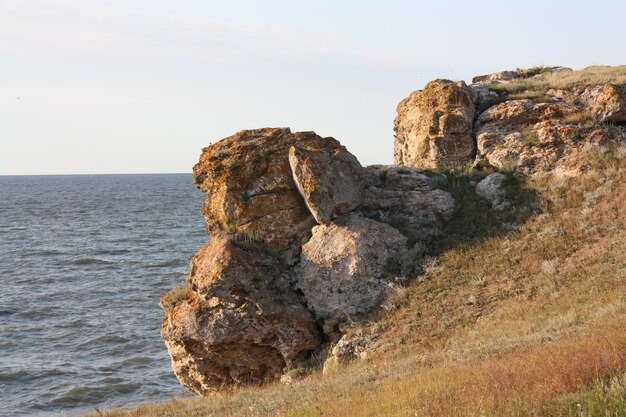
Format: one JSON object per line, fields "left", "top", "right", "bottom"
{"left": 361, "top": 165, "right": 455, "bottom": 238}
{"left": 394, "top": 79, "right": 476, "bottom": 169}
{"left": 161, "top": 235, "right": 321, "bottom": 395}
{"left": 474, "top": 99, "right": 578, "bottom": 173}
{"left": 289, "top": 142, "right": 364, "bottom": 225}
{"left": 295, "top": 213, "right": 407, "bottom": 337}
{"left": 592, "top": 84, "right": 626, "bottom": 123}
{"left": 193, "top": 128, "right": 340, "bottom": 264}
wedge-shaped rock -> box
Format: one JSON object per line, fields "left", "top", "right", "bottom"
{"left": 289, "top": 143, "right": 364, "bottom": 225}
{"left": 394, "top": 79, "right": 476, "bottom": 169}
{"left": 295, "top": 213, "right": 407, "bottom": 337}
{"left": 162, "top": 235, "right": 320, "bottom": 395}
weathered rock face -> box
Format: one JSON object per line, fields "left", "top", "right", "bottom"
{"left": 289, "top": 142, "right": 364, "bottom": 225}
{"left": 392, "top": 67, "right": 624, "bottom": 177}
{"left": 474, "top": 99, "right": 576, "bottom": 172}
{"left": 161, "top": 235, "right": 320, "bottom": 395}
{"left": 193, "top": 128, "right": 341, "bottom": 264}
{"left": 394, "top": 79, "right": 476, "bottom": 169}
{"left": 593, "top": 84, "right": 626, "bottom": 123}
{"left": 295, "top": 213, "right": 407, "bottom": 337}
{"left": 361, "top": 165, "right": 455, "bottom": 237}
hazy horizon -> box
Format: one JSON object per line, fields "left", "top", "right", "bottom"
{"left": 2, "top": 0, "right": 626, "bottom": 175}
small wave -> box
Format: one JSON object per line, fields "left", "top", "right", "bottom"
{"left": 77, "top": 334, "right": 129, "bottom": 348}
{"left": 0, "top": 369, "right": 32, "bottom": 383}
{"left": 120, "top": 356, "right": 151, "bottom": 366}
{"left": 111, "top": 382, "right": 142, "bottom": 394}
{"left": 51, "top": 386, "right": 101, "bottom": 407}
{"left": 51, "top": 382, "right": 141, "bottom": 407}
{"left": 17, "top": 308, "right": 55, "bottom": 319}
{"left": 20, "top": 249, "right": 65, "bottom": 257}
{"left": 92, "top": 249, "right": 131, "bottom": 255}
{"left": 0, "top": 308, "right": 17, "bottom": 316}
{"left": 55, "top": 318, "right": 90, "bottom": 329}
{"left": 71, "top": 258, "right": 112, "bottom": 265}
{"left": 146, "top": 259, "right": 183, "bottom": 268}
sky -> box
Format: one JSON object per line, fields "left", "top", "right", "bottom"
{"left": 1, "top": 0, "right": 625, "bottom": 175}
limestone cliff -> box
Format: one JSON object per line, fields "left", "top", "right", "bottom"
{"left": 162, "top": 66, "right": 626, "bottom": 395}
{"left": 162, "top": 128, "right": 448, "bottom": 394}
{"left": 395, "top": 65, "right": 626, "bottom": 175}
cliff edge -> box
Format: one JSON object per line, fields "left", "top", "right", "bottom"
{"left": 160, "top": 65, "right": 626, "bottom": 395}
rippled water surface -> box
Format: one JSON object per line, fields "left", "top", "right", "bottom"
{"left": 0, "top": 174, "right": 207, "bottom": 417}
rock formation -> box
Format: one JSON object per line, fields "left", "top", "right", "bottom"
{"left": 163, "top": 66, "right": 626, "bottom": 395}
{"left": 289, "top": 141, "right": 364, "bottom": 225}
{"left": 164, "top": 127, "right": 452, "bottom": 394}
{"left": 192, "top": 128, "right": 319, "bottom": 265}
{"left": 361, "top": 165, "right": 455, "bottom": 237}
{"left": 394, "top": 79, "right": 476, "bottom": 169}
{"left": 395, "top": 66, "right": 625, "bottom": 175}
{"left": 295, "top": 213, "right": 407, "bottom": 336}
{"left": 475, "top": 173, "right": 509, "bottom": 210}
{"left": 161, "top": 235, "right": 320, "bottom": 395}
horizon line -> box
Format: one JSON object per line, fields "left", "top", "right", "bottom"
{"left": 0, "top": 172, "right": 193, "bottom": 177}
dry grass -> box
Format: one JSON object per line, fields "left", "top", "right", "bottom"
{"left": 89, "top": 146, "right": 626, "bottom": 417}
{"left": 488, "top": 65, "right": 626, "bottom": 101}
{"left": 288, "top": 321, "right": 626, "bottom": 417}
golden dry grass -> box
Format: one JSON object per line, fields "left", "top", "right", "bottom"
{"left": 488, "top": 65, "right": 626, "bottom": 102}
{"left": 88, "top": 145, "right": 626, "bottom": 417}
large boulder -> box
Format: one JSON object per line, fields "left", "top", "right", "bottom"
{"left": 294, "top": 213, "right": 407, "bottom": 337}
{"left": 289, "top": 142, "right": 364, "bottom": 225}
{"left": 361, "top": 165, "right": 455, "bottom": 237}
{"left": 394, "top": 79, "right": 476, "bottom": 169}
{"left": 193, "top": 128, "right": 342, "bottom": 264}
{"left": 161, "top": 235, "right": 321, "bottom": 395}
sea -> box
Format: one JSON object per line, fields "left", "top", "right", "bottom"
{"left": 0, "top": 174, "right": 208, "bottom": 417}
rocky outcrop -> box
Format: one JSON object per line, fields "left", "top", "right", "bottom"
{"left": 474, "top": 99, "right": 576, "bottom": 172}
{"left": 166, "top": 128, "right": 448, "bottom": 394}
{"left": 394, "top": 66, "right": 625, "bottom": 176}
{"left": 361, "top": 166, "right": 455, "bottom": 237}
{"left": 549, "top": 84, "right": 626, "bottom": 124}
{"left": 164, "top": 66, "right": 626, "bottom": 395}
{"left": 394, "top": 79, "right": 476, "bottom": 169}
{"left": 295, "top": 213, "right": 407, "bottom": 336}
{"left": 289, "top": 142, "right": 364, "bottom": 225}
{"left": 161, "top": 235, "right": 320, "bottom": 395}
{"left": 193, "top": 128, "right": 330, "bottom": 264}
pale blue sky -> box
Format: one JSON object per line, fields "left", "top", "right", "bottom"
{"left": 2, "top": 0, "right": 625, "bottom": 174}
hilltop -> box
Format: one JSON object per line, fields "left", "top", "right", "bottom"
{"left": 90, "top": 66, "right": 626, "bottom": 417}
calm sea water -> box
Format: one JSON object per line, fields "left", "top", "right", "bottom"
{"left": 0, "top": 174, "right": 208, "bottom": 417}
